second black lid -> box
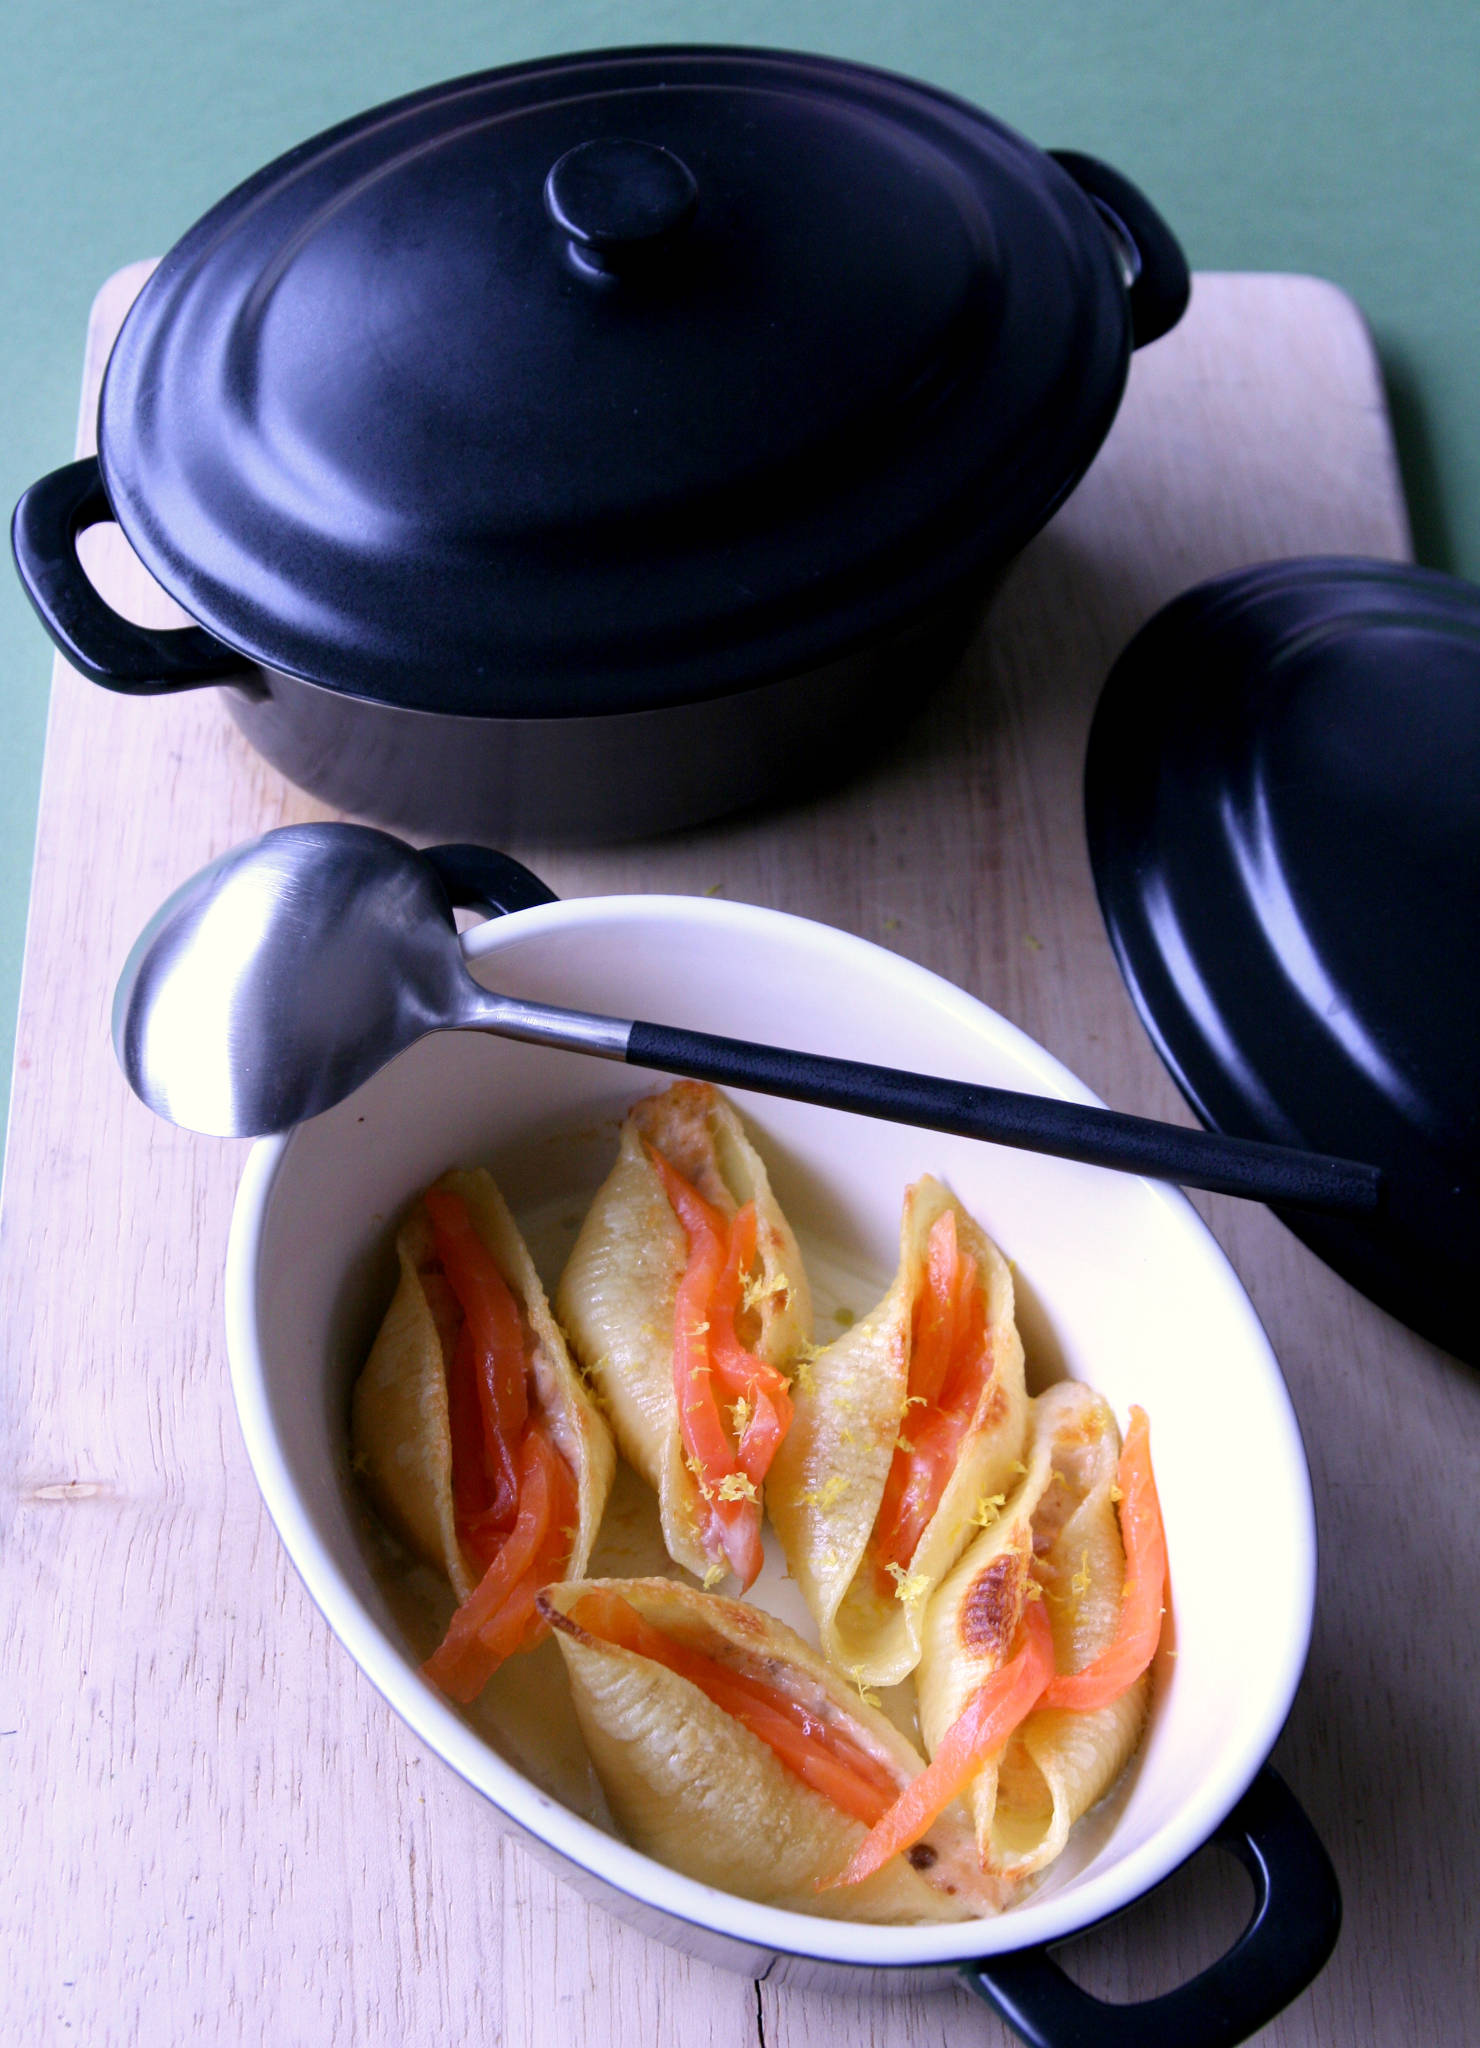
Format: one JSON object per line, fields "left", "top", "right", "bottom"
{"left": 1086, "top": 557, "right": 1480, "bottom": 1364}
{"left": 98, "top": 46, "right": 1149, "bottom": 715}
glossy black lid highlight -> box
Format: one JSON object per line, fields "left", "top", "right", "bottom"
{"left": 97, "top": 46, "right": 1143, "bottom": 716}
{"left": 1086, "top": 557, "right": 1480, "bottom": 1364}
{"left": 543, "top": 138, "right": 700, "bottom": 272}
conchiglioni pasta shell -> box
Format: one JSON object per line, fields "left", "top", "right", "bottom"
{"left": 555, "top": 1083, "right": 811, "bottom": 1583}
{"left": 919, "top": 1381, "right": 1148, "bottom": 1889}
{"left": 351, "top": 1168, "right": 614, "bottom": 1603}
{"left": 351, "top": 1208, "right": 465, "bottom": 1588}
{"left": 540, "top": 1577, "right": 1004, "bottom": 1921}
{"left": 769, "top": 1177, "right": 1028, "bottom": 1686}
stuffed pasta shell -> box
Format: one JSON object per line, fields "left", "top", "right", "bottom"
{"left": 539, "top": 1576, "right": 1001, "bottom": 1921}
{"left": 555, "top": 1082, "right": 811, "bottom": 1590}
{"left": 351, "top": 1167, "right": 614, "bottom": 1701}
{"left": 916, "top": 1382, "right": 1156, "bottom": 1891}
{"left": 769, "top": 1177, "right": 1028, "bottom": 1687}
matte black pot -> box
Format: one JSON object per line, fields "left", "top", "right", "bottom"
{"left": 12, "top": 463, "right": 982, "bottom": 840}
{"left": 12, "top": 48, "right": 1190, "bottom": 842}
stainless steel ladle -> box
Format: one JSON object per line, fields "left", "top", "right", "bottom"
{"left": 113, "top": 823, "right": 1381, "bottom": 1213}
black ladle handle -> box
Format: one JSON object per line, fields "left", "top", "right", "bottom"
{"left": 11, "top": 455, "right": 252, "bottom": 694}
{"left": 426, "top": 849, "right": 1378, "bottom": 1214}
{"left": 625, "top": 1022, "right": 1381, "bottom": 1214}
{"left": 964, "top": 1766, "right": 1341, "bottom": 2048}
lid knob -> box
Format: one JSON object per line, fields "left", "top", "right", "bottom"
{"left": 544, "top": 138, "right": 699, "bottom": 275}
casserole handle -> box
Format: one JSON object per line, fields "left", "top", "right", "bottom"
{"left": 962, "top": 1766, "right": 1340, "bottom": 2048}
{"left": 422, "top": 843, "right": 559, "bottom": 921}
{"left": 1049, "top": 152, "right": 1190, "bottom": 348}
{"left": 11, "top": 455, "right": 253, "bottom": 694}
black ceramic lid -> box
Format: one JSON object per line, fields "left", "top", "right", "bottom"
{"left": 98, "top": 46, "right": 1141, "bottom": 717}
{"left": 1085, "top": 557, "right": 1480, "bottom": 1365}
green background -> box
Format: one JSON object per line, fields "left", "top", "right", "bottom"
{"left": 3, "top": 0, "right": 1477, "bottom": 1118}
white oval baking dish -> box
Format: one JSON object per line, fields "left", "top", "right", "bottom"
{"left": 225, "top": 886, "right": 1337, "bottom": 2042}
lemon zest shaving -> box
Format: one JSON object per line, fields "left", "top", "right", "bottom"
{"left": 799, "top": 1474, "right": 848, "bottom": 1510}
{"left": 716, "top": 1472, "right": 759, "bottom": 1503}
{"left": 847, "top": 1666, "right": 881, "bottom": 1708}
{"left": 740, "top": 1267, "right": 788, "bottom": 1315}
{"left": 970, "top": 1492, "right": 1007, "bottom": 1529}
{"left": 885, "top": 1562, "right": 930, "bottom": 1605}
{"left": 578, "top": 1351, "right": 609, "bottom": 1388}
{"left": 701, "top": 1563, "right": 726, "bottom": 1590}
{"left": 789, "top": 1339, "right": 822, "bottom": 1395}
{"left": 729, "top": 1394, "right": 753, "bottom": 1436}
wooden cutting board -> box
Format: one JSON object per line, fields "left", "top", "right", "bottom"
{"left": 4, "top": 265, "right": 1472, "bottom": 2048}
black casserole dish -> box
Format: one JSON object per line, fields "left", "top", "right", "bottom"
{"left": 13, "top": 45, "right": 1189, "bottom": 840}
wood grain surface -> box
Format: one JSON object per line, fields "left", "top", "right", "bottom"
{"left": 3, "top": 263, "right": 1473, "bottom": 2047}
